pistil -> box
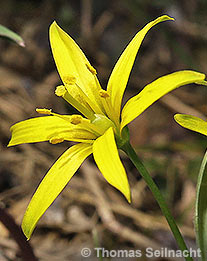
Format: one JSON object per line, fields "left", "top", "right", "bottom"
{"left": 55, "top": 85, "right": 96, "bottom": 121}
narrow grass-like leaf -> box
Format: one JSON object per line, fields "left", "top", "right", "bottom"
{"left": 195, "top": 150, "right": 207, "bottom": 260}
{"left": 0, "top": 24, "right": 25, "bottom": 47}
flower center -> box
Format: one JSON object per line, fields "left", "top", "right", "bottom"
{"left": 92, "top": 114, "right": 116, "bottom": 135}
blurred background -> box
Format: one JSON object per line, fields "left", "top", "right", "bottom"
{"left": 0, "top": 0, "right": 207, "bottom": 260}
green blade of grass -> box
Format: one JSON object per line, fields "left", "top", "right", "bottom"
{"left": 195, "top": 150, "right": 207, "bottom": 260}
{"left": 0, "top": 24, "right": 25, "bottom": 47}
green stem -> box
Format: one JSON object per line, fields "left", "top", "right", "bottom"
{"left": 195, "top": 149, "right": 207, "bottom": 261}
{"left": 122, "top": 142, "right": 193, "bottom": 261}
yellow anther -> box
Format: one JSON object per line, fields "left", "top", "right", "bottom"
{"left": 99, "top": 90, "right": 110, "bottom": 98}
{"left": 36, "top": 108, "right": 52, "bottom": 115}
{"left": 70, "top": 115, "right": 83, "bottom": 125}
{"left": 63, "top": 75, "right": 76, "bottom": 85}
{"left": 49, "top": 137, "right": 64, "bottom": 144}
{"left": 85, "top": 63, "right": 97, "bottom": 75}
{"left": 55, "top": 85, "right": 67, "bottom": 97}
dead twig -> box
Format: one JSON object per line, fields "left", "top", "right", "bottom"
{"left": 0, "top": 206, "right": 38, "bottom": 261}
{"left": 81, "top": 161, "right": 161, "bottom": 250}
{"left": 160, "top": 93, "right": 206, "bottom": 120}
{"left": 81, "top": 0, "right": 93, "bottom": 39}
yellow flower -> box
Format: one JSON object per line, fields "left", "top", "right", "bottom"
{"left": 174, "top": 114, "right": 207, "bottom": 136}
{"left": 8, "top": 15, "right": 206, "bottom": 239}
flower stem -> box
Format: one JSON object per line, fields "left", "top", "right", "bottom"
{"left": 121, "top": 142, "right": 193, "bottom": 261}
{"left": 195, "top": 149, "right": 207, "bottom": 260}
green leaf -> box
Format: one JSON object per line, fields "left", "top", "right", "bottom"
{"left": 195, "top": 150, "right": 207, "bottom": 260}
{"left": 0, "top": 24, "right": 25, "bottom": 47}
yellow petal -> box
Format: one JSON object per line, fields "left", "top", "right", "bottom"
{"left": 8, "top": 116, "right": 96, "bottom": 146}
{"left": 93, "top": 127, "right": 131, "bottom": 202}
{"left": 121, "top": 70, "right": 206, "bottom": 130}
{"left": 107, "top": 15, "right": 174, "bottom": 123}
{"left": 174, "top": 114, "right": 207, "bottom": 136}
{"left": 49, "top": 22, "right": 104, "bottom": 114}
{"left": 22, "top": 143, "right": 92, "bottom": 239}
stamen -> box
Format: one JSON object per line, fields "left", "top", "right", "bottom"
{"left": 70, "top": 115, "right": 83, "bottom": 125}
{"left": 63, "top": 75, "right": 76, "bottom": 85}
{"left": 49, "top": 137, "right": 64, "bottom": 144}
{"left": 99, "top": 90, "right": 110, "bottom": 98}
{"left": 55, "top": 85, "right": 67, "bottom": 97}
{"left": 85, "top": 63, "right": 97, "bottom": 75}
{"left": 56, "top": 85, "right": 95, "bottom": 121}
{"left": 36, "top": 108, "right": 52, "bottom": 115}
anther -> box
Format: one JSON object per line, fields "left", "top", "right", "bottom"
{"left": 70, "top": 115, "right": 83, "bottom": 125}
{"left": 99, "top": 90, "right": 110, "bottom": 98}
{"left": 49, "top": 137, "right": 64, "bottom": 144}
{"left": 85, "top": 63, "right": 97, "bottom": 75}
{"left": 36, "top": 108, "right": 52, "bottom": 115}
{"left": 63, "top": 75, "right": 76, "bottom": 85}
{"left": 55, "top": 85, "right": 67, "bottom": 97}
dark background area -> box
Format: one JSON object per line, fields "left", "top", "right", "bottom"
{"left": 0, "top": 0, "right": 207, "bottom": 260}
